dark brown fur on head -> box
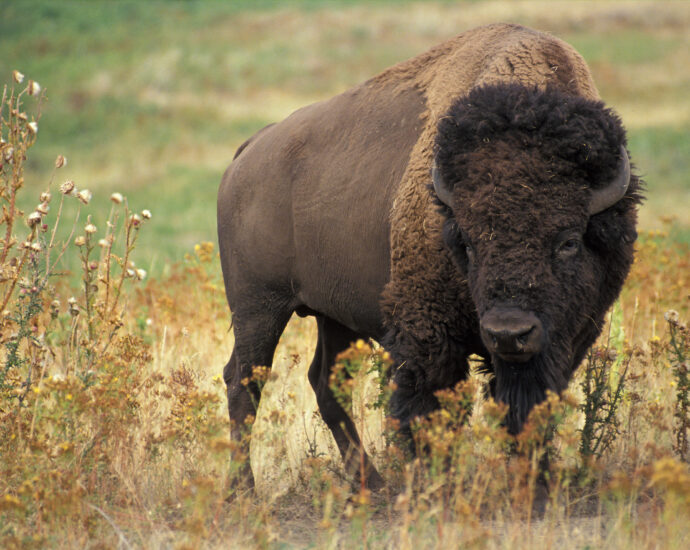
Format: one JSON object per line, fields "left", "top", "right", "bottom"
{"left": 433, "top": 83, "right": 643, "bottom": 434}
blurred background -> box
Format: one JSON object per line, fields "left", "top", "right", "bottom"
{"left": 2, "top": 0, "right": 689, "bottom": 276}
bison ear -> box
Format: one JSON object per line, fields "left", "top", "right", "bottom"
{"left": 432, "top": 159, "right": 454, "bottom": 207}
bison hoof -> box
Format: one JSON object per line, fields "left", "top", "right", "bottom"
{"left": 225, "top": 471, "right": 255, "bottom": 502}
{"left": 364, "top": 468, "right": 386, "bottom": 492}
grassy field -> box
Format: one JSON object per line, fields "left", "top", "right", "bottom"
{"left": 1, "top": 1, "right": 689, "bottom": 548}
{"left": 2, "top": 0, "right": 689, "bottom": 271}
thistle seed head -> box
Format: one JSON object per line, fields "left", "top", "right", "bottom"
{"left": 28, "top": 80, "right": 41, "bottom": 96}
{"left": 77, "top": 189, "right": 92, "bottom": 204}
{"left": 60, "top": 180, "right": 75, "bottom": 195}
{"left": 27, "top": 211, "right": 42, "bottom": 227}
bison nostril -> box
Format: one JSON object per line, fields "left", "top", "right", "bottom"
{"left": 516, "top": 328, "right": 532, "bottom": 346}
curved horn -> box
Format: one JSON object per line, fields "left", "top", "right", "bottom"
{"left": 432, "top": 159, "right": 454, "bottom": 207}
{"left": 588, "top": 146, "right": 631, "bottom": 215}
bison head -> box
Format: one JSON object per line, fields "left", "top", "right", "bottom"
{"left": 433, "top": 84, "right": 642, "bottom": 434}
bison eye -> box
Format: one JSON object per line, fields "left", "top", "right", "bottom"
{"left": 465, "top": 244, "right": 476, "bottom": 264}
{"left": 555, "top": 236, "right": 582, "bottom": 259}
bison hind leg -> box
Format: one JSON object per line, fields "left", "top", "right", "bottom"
{"left": 224, "top": 303, "right": 292, "bottom": 492}
{"left": 308, "top": 316, "right": 385, "bottom": 491}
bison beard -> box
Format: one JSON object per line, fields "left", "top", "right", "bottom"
{"left": 491, "top": 344, "right": 570, "bottom": 435}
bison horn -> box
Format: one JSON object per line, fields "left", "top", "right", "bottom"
{"left": 432, "top": 159, "right": 454, "bottom": 207}
{"left": 588, "top": 146, "right": 631, "bottom": 215}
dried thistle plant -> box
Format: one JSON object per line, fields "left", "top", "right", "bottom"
{"left": 665, "top": 310, "right": 689, "bottom": 462}
{"left": 579, "top": 316, "right": 631, "bottom": 463}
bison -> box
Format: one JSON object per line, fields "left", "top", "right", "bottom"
{"left": 217, "top": 23, "right": 642, "bottom": 490}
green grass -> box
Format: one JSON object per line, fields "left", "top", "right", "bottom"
{"left": 568, "top": 30, "right": 680, "bottom": 66}
{"left": 629, "top": 126, "right": 690, "bottom": 242}
{"left": 3, "top": 0, "right": 689, "bottom": 275}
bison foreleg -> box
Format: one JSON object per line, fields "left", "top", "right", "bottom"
{"left": 389, "top": 365, "right": 443, "bottom": 456}
{"left": 384, "top": 328, "right": 472, "bottom": 456}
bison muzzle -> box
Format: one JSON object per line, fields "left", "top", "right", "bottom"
{"left": 217, "top": 23, "right": 643, "bottom": 491}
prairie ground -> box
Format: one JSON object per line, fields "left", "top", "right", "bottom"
{"left": 1, "top": 1, "right": 689, "bottom": 548}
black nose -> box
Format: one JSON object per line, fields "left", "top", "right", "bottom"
{"left": 480, "top": 308, "right": 543, "bottom": 363}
